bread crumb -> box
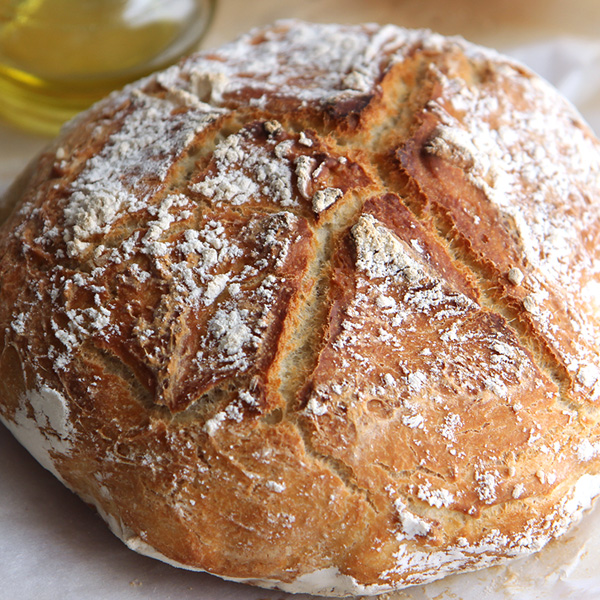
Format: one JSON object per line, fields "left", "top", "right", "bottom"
{"left": 522, "top": 295, "right": 539, "bottom": 315}
{"left": 312, "top": 187, "right": 343, "bottom": 214}
{"left": 298, "top": 131, "right": 314, "bottom": 147}
{"left": 264, "top": 119, "right": 282, "bottom": 135}
{"left": 305, "top": 397, "right": 328, "bottom": 416}
{"left": 508, "top": 267, "right": 524, "bottom": 286}
{"left": 512, "top": 484, "right": 525, "bottom": 499}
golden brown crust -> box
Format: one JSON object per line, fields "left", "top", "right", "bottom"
{"left": 2, "top": 20, "right": 600, "bottom": 596}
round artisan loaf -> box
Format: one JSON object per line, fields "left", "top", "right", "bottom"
{"left": 2, "top": 20, "right": 600, "bottom": 596}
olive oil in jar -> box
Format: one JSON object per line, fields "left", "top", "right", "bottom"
{"left": 0, "top": 0, "right": 216, "bottom": 135}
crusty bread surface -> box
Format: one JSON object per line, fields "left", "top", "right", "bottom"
{"left": 2, "top": 20, "right": 600, "bottom": 596}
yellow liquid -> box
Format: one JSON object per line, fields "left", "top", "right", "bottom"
{"left": 0, "top": 0, "right": 215, "bottom": 135}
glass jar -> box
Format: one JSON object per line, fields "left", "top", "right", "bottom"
{"left": 0, "top": 0, "right": 216, "bottom": 136}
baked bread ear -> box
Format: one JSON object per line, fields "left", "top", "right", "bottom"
{"left": 2, "top": 20, "right": 600, "bottom": 596}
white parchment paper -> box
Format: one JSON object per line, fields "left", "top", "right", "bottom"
{"left": 2, "top": 36, "right": 600, "bottom": 600}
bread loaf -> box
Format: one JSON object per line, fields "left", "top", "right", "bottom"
{"left": 2, "top": 20, "right": 600, "bottom": 596}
